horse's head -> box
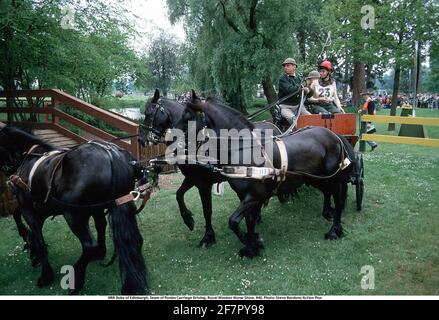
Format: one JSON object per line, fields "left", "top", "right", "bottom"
{"left": 0, "top": 126, "right": 40, "bottom": 175}
{"left": 139, "top": 89, "right": 175, "bottom": 146}
{"left": 0, "top": 128, "right": 22, "bottom": 175}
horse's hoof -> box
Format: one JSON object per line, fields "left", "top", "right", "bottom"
{"left": 37, "top": 274, "right": 54, "bottom": 288}
{"left": 244, "top": 233, "right": 264, "bottom": 250}
{"left": 324, "top": 227, "right": 343, "bottom": 240}
{"left": 239, "top": 247, "right": 258, "bottom": 259}
{"left": 181, "top": 210, "right": 195, "bottom": 231}
{"left": 324, "top": 232, "right": 338, "bottom": 240}
{"left": 199, "top": 234, "right": 216, "bottom": 248}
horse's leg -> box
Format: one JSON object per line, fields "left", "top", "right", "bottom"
{"left": 321, "top": 190, "right": 336, "bottom": 221}
{"left": 13, "top": 209, "right": 42, "bottom": 267}
{"left": 64, "top": 212, "right": 97, "bottom": 294}
{"left": 197, "top": 183, "right": 216, "bottom": 248}
{"left": 176, "top": 177, "right": 195, "bottom": 230}
{"left": 324, "top": 182, "right": 346, "bottom": 240}
{"left": 20, "top": 205, "right": 54, "bottom": 287}
{"left": 92, "top": 211, "right": 107, "bottom": 260}
{"left": 241, "top": 203, "right": 264, "bottom": 258}
{"left": 229, "top": 195, "right": 262, "bottom": 257}
{"left": 12, "top": 209, "right": 31, "bottom": 250}
{"left": 229, "top": 200, "right": 249, "bottom": 245}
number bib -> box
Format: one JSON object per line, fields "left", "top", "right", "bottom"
{"left": 311, "top": 82, "right": 336, "bottom": 101}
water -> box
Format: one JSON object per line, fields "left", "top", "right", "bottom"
{"left": 110, "top": 108, "right": 143, "bottom": 120}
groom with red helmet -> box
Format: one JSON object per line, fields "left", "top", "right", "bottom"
{"left": 307, "top": 60, "right": 344, "bottom": 114}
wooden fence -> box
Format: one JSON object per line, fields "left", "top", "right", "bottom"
{"left": 0, "top": 90, "right": 173, "bottom": 172}
{"left": 360, "top": 115, "right": 439, "bottom": 151}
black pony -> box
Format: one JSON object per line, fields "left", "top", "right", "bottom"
{"left": 0, "top": 126, "right": 146, "bottom": 294}
{"left": 139, "top": 89, "right": 282, "bottom": 248}
{"left": 178, "top": 91, "right": 355, "bottom": 258}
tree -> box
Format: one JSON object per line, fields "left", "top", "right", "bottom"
{"left": 424, "top": 43, "right": 439, "bottom": 92}
{"left": 378, "top": 0, "right": 437, "bottom": 129}
{"left": 318, "top": 0, "right": 390, "bottom": 106}
{"left": 0, "top": 0, "right": 140, "bottom": 106}
{"left": 167, "top": 0, "right": 300, "bottom": 112}
{"left": 142, "top": 32, "right": 181, "bottom": 97}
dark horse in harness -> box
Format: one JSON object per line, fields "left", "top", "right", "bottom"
{"left": 138, "top": 89, "right": 282, "bottom": 248}
{"left": 178, "top": 91, "right": 355, "bottom": 258}
{"left": 0, "top": 126, "right": 146, "bottom": 294}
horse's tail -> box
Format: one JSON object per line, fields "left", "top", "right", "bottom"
{"left": 109, "top": 201, "right": 147, "bottom": 295}
{"left": 337, "top": 134, "right": 353, "bottom": 211}
{"left": 337, "top": 134, "right": 355, "bottom": 164}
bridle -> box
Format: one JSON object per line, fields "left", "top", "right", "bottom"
{"left": 140, "top": 99, "right": 173, "bottom": 143}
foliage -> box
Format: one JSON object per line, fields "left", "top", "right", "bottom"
{"left": 424, "top": 41, "right": 439, "bottom": 92}
{"left": 140, "top": 32, "right": 182, "bottom": 97}
{"left": 168, "top": 0, "right": 300, "bottom": 112}
{"left": 0, "top": 0, "right": 144, "bottom": 103}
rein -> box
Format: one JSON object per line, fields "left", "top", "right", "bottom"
{"left": 110, "top": 133, "right": 139, "bottom": 142}
{"left": 246, "top": 87, "right": 304, "bottom": 121}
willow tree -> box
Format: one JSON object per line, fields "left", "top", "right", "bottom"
{"left": 167, "top": 0, "right": 299, "bottom": 112}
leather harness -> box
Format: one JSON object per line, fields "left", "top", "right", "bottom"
{"left": 8, "top": 141, "right": 151, "bottom": 210}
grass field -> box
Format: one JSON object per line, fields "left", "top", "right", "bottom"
{"left": 0, "top": 109, "right": 438, "bottom": 296}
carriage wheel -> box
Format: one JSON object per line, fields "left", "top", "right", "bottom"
{"left": 355, "top": 153, "right": 364, "bottom": 211}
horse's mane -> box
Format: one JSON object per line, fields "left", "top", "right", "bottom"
{"left": 3, "top": 126, "right": 54, "bottom": 150}
{"left": 203, "top": 97, "right": 255, "bottom": 130}
{"left": 145, "top": 96, "right": 185, "bottom": 113}
{"left": 160, "top": 97, "right": 185, "bottom": 110}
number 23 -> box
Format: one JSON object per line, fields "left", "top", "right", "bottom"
{"left": 319, "top": 87, "right": 331, "bottom": 97}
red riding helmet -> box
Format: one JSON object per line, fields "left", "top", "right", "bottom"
{"left": 318, "top": 60, "right": 333, "bottom": 72}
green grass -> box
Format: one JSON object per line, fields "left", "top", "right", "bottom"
{"left": 1, "top": 109, "right": 438, "bottom": 296}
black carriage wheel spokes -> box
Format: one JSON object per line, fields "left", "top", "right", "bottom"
{"left": 356, "top": 177, "right": 364, "bottom": 211}
{"left": 356, "top": 154, "right": 364, "bottom": 211}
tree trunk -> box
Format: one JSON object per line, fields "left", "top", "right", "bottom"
{"left": 262, "top": 76, "right": 278, "bottom": 104}
{"left": 342, "top": 54, "right": 350, "bottom": 98}
{"left": 297, "top": 30, "right": 306, "bottom": 63}
{"left": 365, "top": 64, "right": 372, "bottom": 89}
{"left": 352, "top": 60, "right": 366, "bottom": 107}
{"left": 388, "top": 64, "right": 401, "bottom": 131}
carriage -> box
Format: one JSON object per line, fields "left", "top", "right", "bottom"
{"left": 296, "top": 113, "right": 365, "bottom": 211}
